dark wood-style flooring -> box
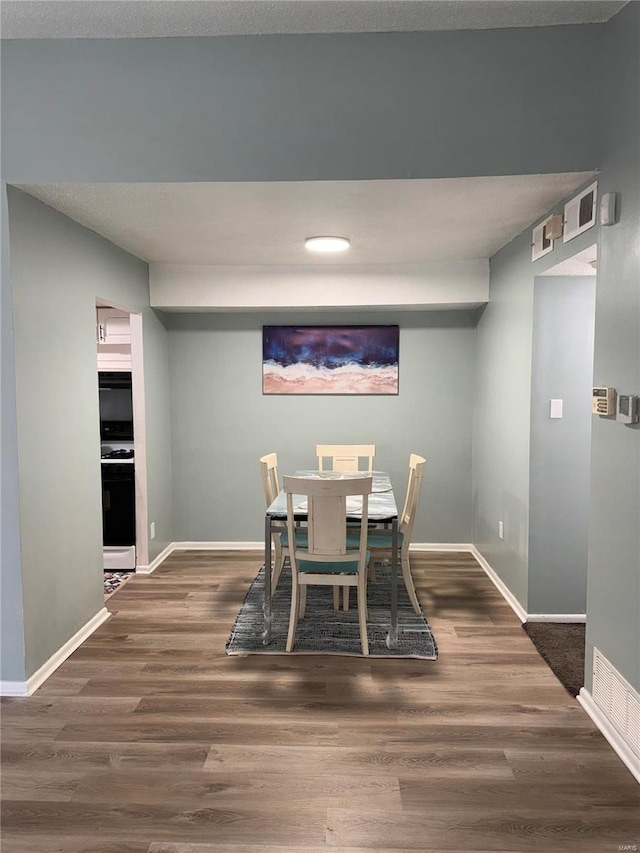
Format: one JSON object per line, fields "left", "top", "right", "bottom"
{"left": 2, "top": 550, "right": 639, "bottom": 852}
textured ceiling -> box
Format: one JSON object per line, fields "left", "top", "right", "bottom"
{"left": 18, "top": 174, "right": 596, "bottom": 265}
{"left": 1, "top": 0, "right": 628, "bottom": 39}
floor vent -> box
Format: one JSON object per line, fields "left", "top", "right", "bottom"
{"left": 593, "top": 647, "right": 640, "bottom": 759}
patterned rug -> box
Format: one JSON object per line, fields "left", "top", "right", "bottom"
{"left": 226, "top": 562, "right": 438, "bottom": 659}
{"left": 104, "top": 571, "right": 133, "bottom": 598}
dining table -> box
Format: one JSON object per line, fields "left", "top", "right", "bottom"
{"left": 263, "top": 469, "right": 400, "bottom": 650}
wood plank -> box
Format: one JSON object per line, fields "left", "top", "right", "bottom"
{"left": 1, "top": 801, "right": 328, "bottom": 845}
{"left": 67, "top": 770, "right": 401, "bottom": 809}
{"left": 55, "top": 720, "right": 339, "bottom": 745}
{"left": 202, "top": 744, "right": 514, "bottom": 779}
{"left": 326, "top": 805, "right": 640, "bottom": 851}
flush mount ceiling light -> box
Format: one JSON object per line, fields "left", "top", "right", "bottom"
{"left": 304, "top": 236, "right": 350, "bottom": 253}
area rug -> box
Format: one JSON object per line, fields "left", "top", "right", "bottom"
{"left": 226, "top": 562, "right": 438, "bottom": 659}
{"left": 523, "top": 622, "right": 586, "bottom": 697}
{"left": 104, "top": 571, "right": 133, "bottom": 598}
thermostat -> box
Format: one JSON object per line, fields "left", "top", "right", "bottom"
{"left": 617, "top": 394, "right": 639, "bottom": 424}
{"left": 592, "top": 386, "right": 616, "bottom": 416}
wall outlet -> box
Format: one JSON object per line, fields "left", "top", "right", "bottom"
{"left": 498, "top": 520, "right": 504, "bottom": 540}
{"left": 150, "top": 522, "right": 156, "bottom": 540}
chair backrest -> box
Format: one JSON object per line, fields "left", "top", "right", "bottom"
{"left": 315, "top": 444, "right": 376, "bottom": 473}
{"left": 283, "top": 475, "right": 372, "bottom": 566}
{"left": 399, "top": 454, "right": 426, "bottom": 542}
{"left": 259, "top": 452, "right": 280, "bottom": 507}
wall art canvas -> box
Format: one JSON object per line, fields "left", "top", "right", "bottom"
{"left": 262, "top": 325, "right": 399, "bottom": 395}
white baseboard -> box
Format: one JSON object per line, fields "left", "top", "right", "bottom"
{"left": 469, "top": 545, "right": 528, "bottom": 623}
{"left": 172, "top": 541, "right": 471, "bottom": 555}
{"left": 0, "top": 606, "right": 111, "bottom": 697}
{"left": 0, "top": 681, "right": 29, "bottom": 697}
{"left": 578, "top": 687, "right": 640, "bottom": 784}
{"left": 136, "top": 542, "right": 175, "bottom": 574}
{"left": 526, "top": 613, "right": 586, "bottom": 623}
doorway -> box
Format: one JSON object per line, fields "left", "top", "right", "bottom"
{"left": 96, "top": 300, "right": 149, "bottom": 575}
{"left": 528, "top": 244, "right": 597, "bottom": 618}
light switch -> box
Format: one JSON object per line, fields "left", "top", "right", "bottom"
{"left": 550, "top": 399, "right": 563, "bottom": 419}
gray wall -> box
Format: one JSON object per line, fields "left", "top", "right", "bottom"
{"left": 585, "top": 1, "right": 639, "bottom": 692}
{"left": 474, "top": 0, "right": 639, "bottom": 693}
{"left": 6, "top": 188, "right": 173, "bottom": 679}
{"left": 472, "top": 240, "right": 534, "bottom": 609}
{"left": 140, "top": 313, "right": 174, "bottom": 564}
{"left": 1, "top": 184, "right": 26, "bottom": 683}
{"left": 528, "top": 275, "right": 596, "bottom": 615}
{"left": 167, "top": 311, "right": 476, "bottom": 544}
{"left": 1, "top": 26, "right": 603, "bottom": 183}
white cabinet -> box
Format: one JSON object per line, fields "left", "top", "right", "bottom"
{"left": 97, "top": 307, "right": 131, "bottom": 370}
{"left": 97, "top": 307, "right": 130, "bottom": 345}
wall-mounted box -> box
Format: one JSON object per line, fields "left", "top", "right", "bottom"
{"left": 544, "top": 214, "right": 563, "bottom": 241}
{"left": 592, "top": 385, "right": 616, "bottom": 416}
{"left": 564, "top": 181, "right": 598, "bottom": 243}
{"left": 616, "top": 394, "right": 639, "bottom": 424}
{"left": 531, "top": 215, "right": 555, "bottom": 261}
{"left": 600, "top": 192, "right": 617, "bottom": 226}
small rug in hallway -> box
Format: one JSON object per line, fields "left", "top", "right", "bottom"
{"left": 523, "top": 622, "right": 586, "bottom": 697}
{"left": 226, "top": 563, "right": 438, "bottom": 659}
{"left": 104, "top": 571, "right": 133, "bottom": 598}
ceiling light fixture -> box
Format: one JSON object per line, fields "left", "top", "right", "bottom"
{"left": 305, "top": 236, "right": 350, "bottom": 253}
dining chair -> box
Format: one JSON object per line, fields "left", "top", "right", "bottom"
{"left": 259, "top": 452, "right": 287, "bottom": 592}
{"left": 315, "top": 444, "right": 376, "bottom": 473}
{"left": 283, "top": 474, "right": 373, "bottom": 654}
{"left": 366, "top": 453, "right": 426, "bottom": 614}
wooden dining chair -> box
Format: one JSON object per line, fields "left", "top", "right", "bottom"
{"left": 315, "top": 444, "right": 376, "bottom": 473}
{"left": 283, "top": 474, "right": 373, "bottom": 654}
{"left": 259, "top": 452, "right": 287, "bottom": 592}
{"left": 366, "top": 453, "right": 426, "bottom": 614}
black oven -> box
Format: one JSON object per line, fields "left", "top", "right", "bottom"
{"left": 102, "top": 463, "right": 136, "bottom": 546}
{"left": 99, "top": 371, "right": 133, "bottom": 441}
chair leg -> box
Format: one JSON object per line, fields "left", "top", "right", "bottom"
{"left": 271, "top": 537, "right": 286, "bottom": 592}
{"left": 286, "top": 573, "right": 301, "bottom": 652}
{"left": 272, "top": 553, "right": 286, "bottom": 592}
{"left": 401, "top": 552, "right": 421, "bottom": 615}
{"left": 343, "top": 585, "right": 350, "bottom": 611}
{"left": 332, "top": 586, "right": 340, "bottom": 610}
{"left": 369, "top": 560, "right": 376, "bottom": 582}
{"left": 298, "top": 585, "right": 307, "bottom": 618}
{"left": 357, "top": 574, "right": 369, "bottom": 656}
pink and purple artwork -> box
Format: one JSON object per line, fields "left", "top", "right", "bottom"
{"left": 262, "top": 325, "right": 399, "bottom": 395}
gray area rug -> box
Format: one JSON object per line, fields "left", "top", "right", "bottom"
{"left": 226, "top": 562, "right": 438, "bottom": 659}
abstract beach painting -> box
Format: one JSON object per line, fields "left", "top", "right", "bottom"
{"left": 263, "top": 325, "right": 399, "bottom": 395}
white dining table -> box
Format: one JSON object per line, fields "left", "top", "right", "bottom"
{"left": 263, "top": 470, "right": 401, "bottom": 650}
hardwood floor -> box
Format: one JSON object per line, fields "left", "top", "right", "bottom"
{"left": 2, "top": 550, "right": 639, "bottom": 852}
